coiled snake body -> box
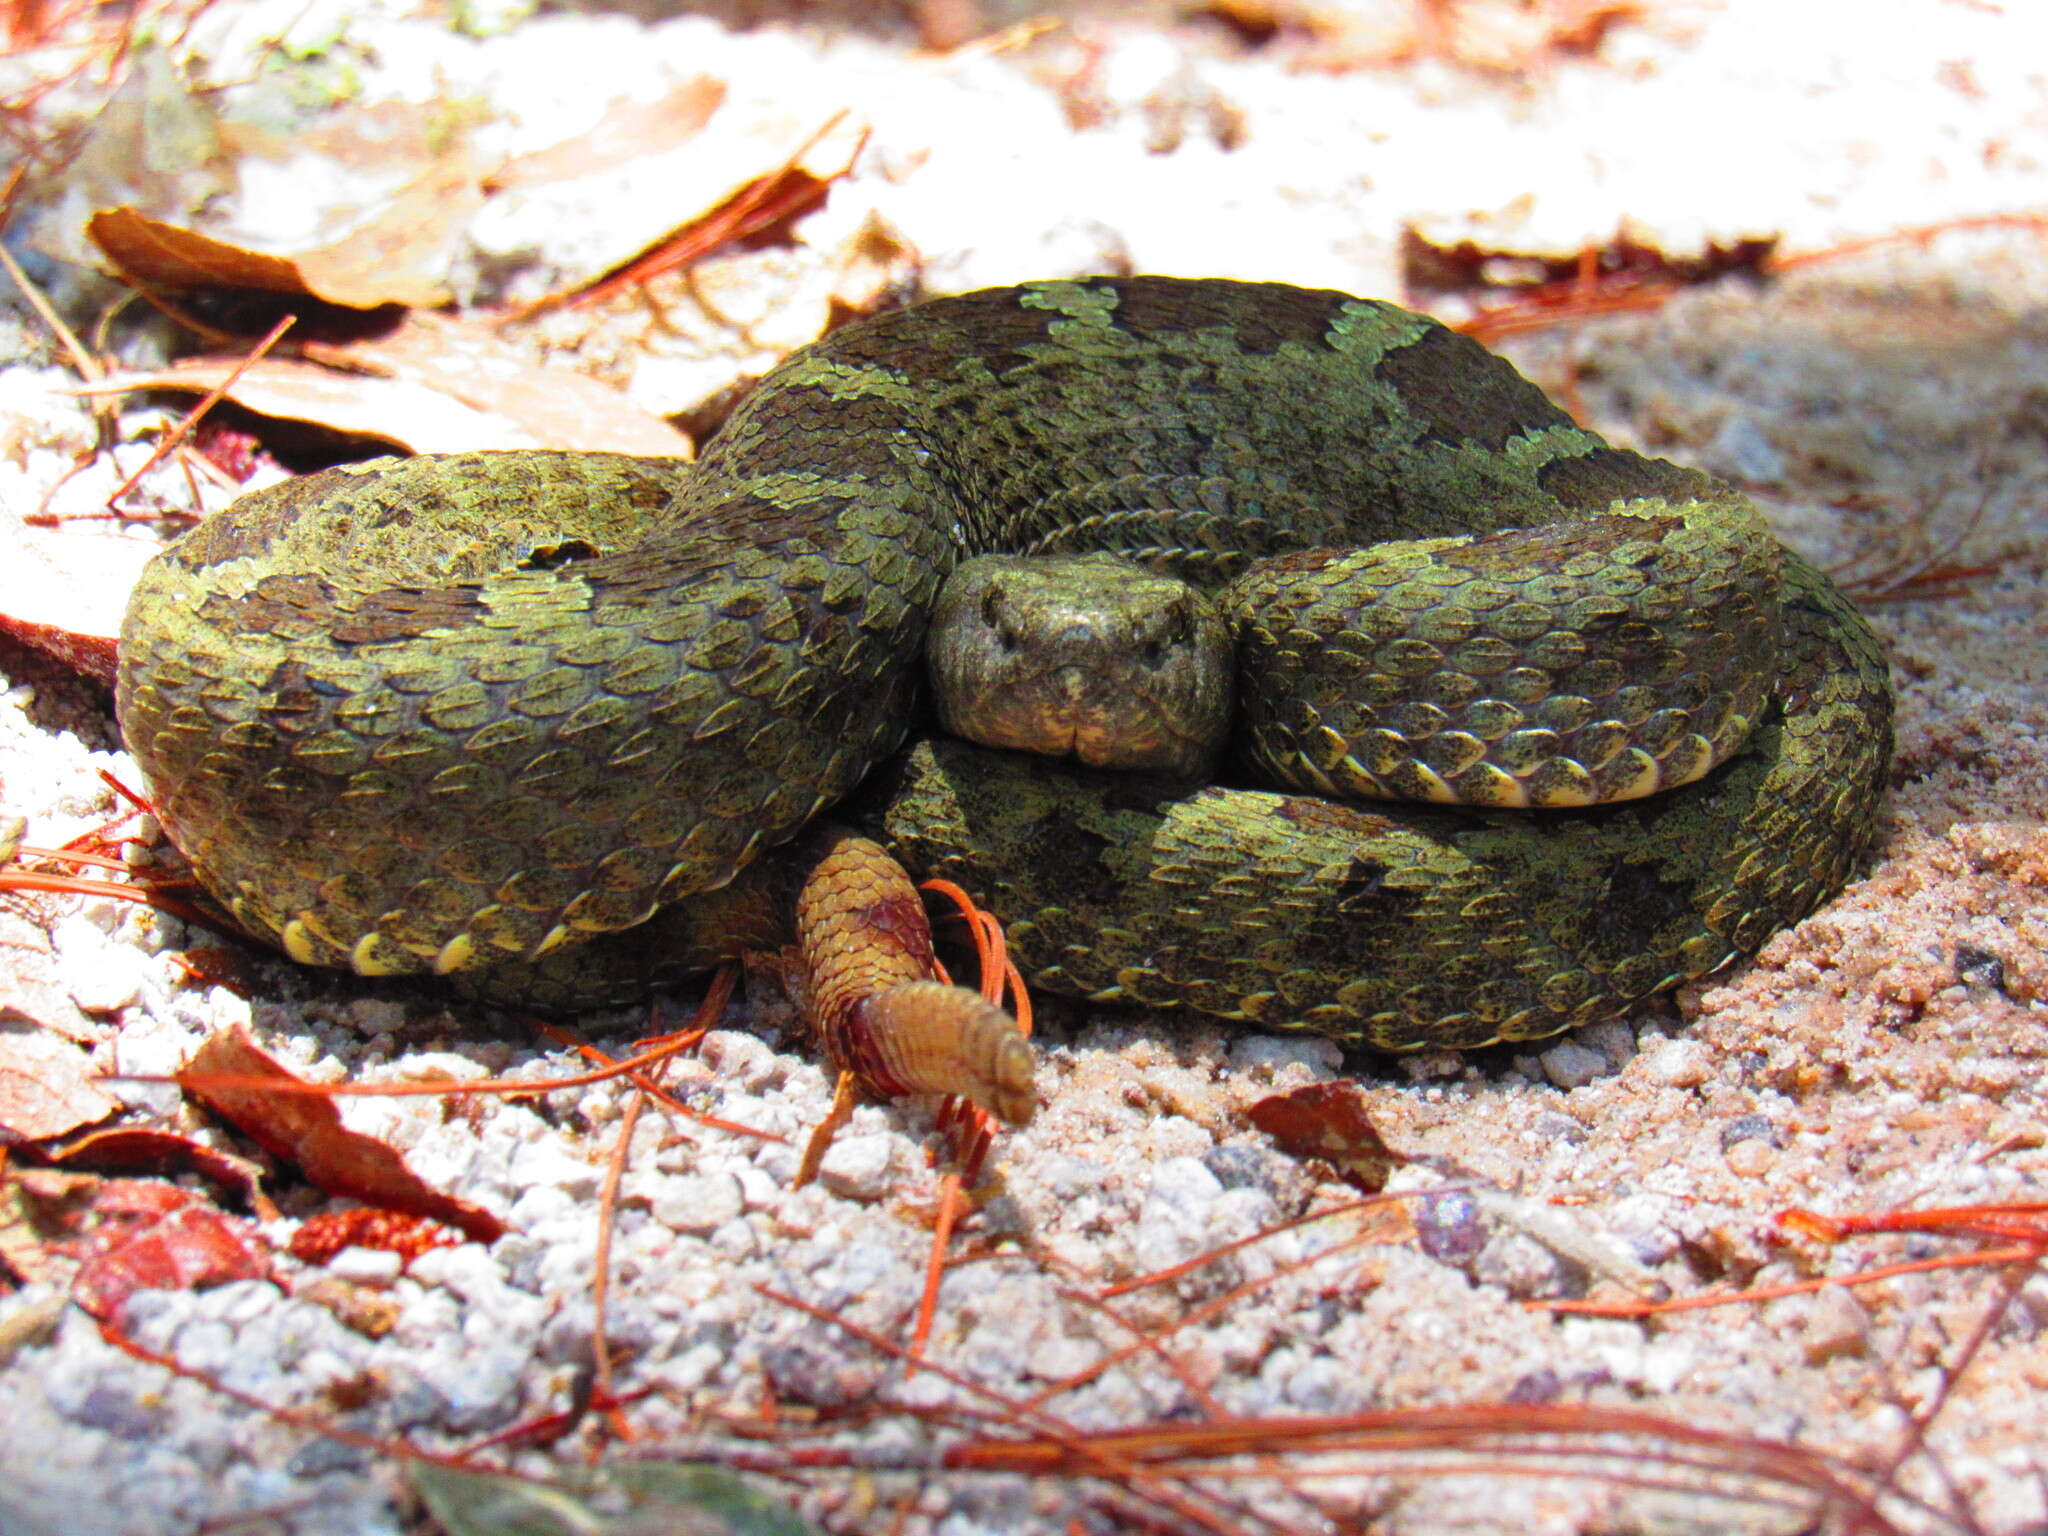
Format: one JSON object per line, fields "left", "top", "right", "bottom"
{"left": 117, "top": 278, "right": 1893, "bottom": 1049}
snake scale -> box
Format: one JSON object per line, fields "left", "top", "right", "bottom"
{"left": 117, "top": 277, "right": 1893, "bottom": 1050}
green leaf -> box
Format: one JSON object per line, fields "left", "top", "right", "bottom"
{"left": 409, "top": 1460, "right": 821, "bottom": 1536}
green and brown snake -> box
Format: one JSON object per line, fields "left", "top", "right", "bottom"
{"left": 117, "top": 277, "right": 1893, "bottom": 1050}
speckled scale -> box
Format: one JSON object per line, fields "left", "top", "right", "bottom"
{"left": 117, "top": 278, "right": 1891, "bottom": 1042}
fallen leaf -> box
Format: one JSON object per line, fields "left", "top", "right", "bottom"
{"left": 17, "top": 48, "right": 232, "bottom": 274}
{"left": 180, "top": 1029, "right": 505, "bottom": 1244}
{"left": 86, "top": 358, "right": 538, "bottom": 456}
{"left": 490, "top": 77, "right": 727, "bottom": 191}
{"left": 302, "top": 310, "right": 695, "bottom": 455}
{"left": 501, "top": 101, "right": 867, "bottom": 313}
{"left": 562, "top": 109, "right": 864, "bottom": 313}
{"left": 0, "top": 910, "right": 100, "bottom": 1043}
{"left": 0, "top": 1169, "right": 94, "bottom": 1287}
{"left": 88, "top": 310, "right": 693, "bottom": 458}
{"left": 0, "top": 498, "right": 157, "bottom": 685}
{"left": 37, "top": 1125, "right": 276, "bottom": 1219}
{"left": 0, "top": 1024, "right": 119, "bottom": 1142}
{"left": 412, "top": 1460, "right": 822, "bottom": 1536}
{"left": 89, "top": 207, "right": 336, "bottom": 303}
{"left": 88, "top": 101, "right": 487, "bottom": 312}
{"left": 1246, "top": 1080, "right": 1408, "bottom": 1193}
{"left": 70, "top": 1183, "right": 268, "bottom": 1321}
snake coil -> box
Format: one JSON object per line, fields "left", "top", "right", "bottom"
{"left": 118, "top": 278, "right": 1892, "bottom": 1047}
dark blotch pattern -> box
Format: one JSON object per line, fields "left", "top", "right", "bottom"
{"left": 1539, "top": 447, "right": 1714, "bottom": 510}
{"left": 1107, "top": 278, "right": 1348, "bottom": 355}
{"left": 1371, "top": 323, "right": 1576, "bottom": 451}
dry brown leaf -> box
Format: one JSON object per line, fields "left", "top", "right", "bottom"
{"left": 18, "top": 50, "right": 233, "bottom": 275}
{"left": 86, "top": 359, "right": 531, "bottom": 456}
{"left": 303, "top": 310, "right": 694, "bottom": 455}
{"left": 90, "top": 197, "right": 477, "bottom": 312}
{"left": 180, "top": 1029, "right": 506, "bottom": 1244}
{"left": 561, "top": 108, "right": 865, "bottom": 314}
{"left": 0, "top": 499, "right": 155, "bottom": 685}
{"left": 87, "top": 207, "right": 325, "bottom": 300}
{"left": 0, "top": 1169, "right": 96, "bottom": 1287}
{"left": 1246, "top": 1080, "right": 1408, "bottom": 1193}
{"left": 0, "top": 1024, "right": 119, "bottom": 1143}
{"left": 507, "top": 104, "right": 867, "bottom": 306}
{"left": 490, "top": 77, "right": 727, "bottom": 190}
{"left": 39, "top": 1126, "right": 277, "bottom": 1219}
{"left": 89, "top": 310, "right": 691, "bottom": 458}
{"left": 0, "top": 911, "right": 101, "bottom": 1043}
{"left": 67, "top": 1180, "right": 269, "bottom": 1321}
{"left": 88, "top": 104, "right": 485, "bottom": 311}
{"left": 288, "top": 156, "right": 484, "bottom": 311}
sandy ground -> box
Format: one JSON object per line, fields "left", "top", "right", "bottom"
{"left": 1, "top": 2, "right": 2044, "bottom": 1533}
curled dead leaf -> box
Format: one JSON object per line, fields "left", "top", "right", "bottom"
{"left": 87, "top": 309, "right": 692, "bottom": 458}
{"left": 180, "top": 1029, "right": 505, "bottom": 1245}
{"left": 1246, "top": 1080, "right": 1408, "bottom": 1193}
{"left": 87, "top": 124, "right": 482, "bottom": 313}
{"left": 36, "top": 1125, "right": 276, "bottom": 1219}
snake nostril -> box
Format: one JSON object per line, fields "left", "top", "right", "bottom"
{"left": 519, "top": 538, "right": 601, "bottom": 570}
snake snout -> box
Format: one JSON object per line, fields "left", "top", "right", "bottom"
{"left": 928, "top": 553, "right": 1232, "bottom": 778}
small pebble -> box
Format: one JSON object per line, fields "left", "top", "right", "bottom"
{"left": 1798, "top": 1284, "right": 1872, "bottom": 1365}
{"left": 1202, "top": 1143, "right": 1285, "bottom": 1197}
{"left": 51, "top": 914, "right": 151, "bottom": 1013}
{"left": 1642, "top": 1037, "right": 1711, "bottom": 1088}
{"left": 71, "top": 1383, "right": 163, "bottom": 1440}
{"left": 1540, "top": 1041, "right": 1609, "bottom": 1090}
{"left": 818, "top": 1132, "right": 896, "bottom": 1201}
{"left": 1226, "top": 1034, "right": 1343, "bottom": 1077}
{"left": 507, "top": 1138, "right": 601, "bottom": 1198}
{"left": 326, "top": 1246, "right": 405, "bottom": 1286}
{"left": 1706, "top": 414, "right": 1786, "bottom": 484}
{"left": 1724, "top": 1137, "right": 1777, "bottom": 1177}
{"left": 1718, "top": 1112, "right": 1785, "bottom": 1152}
{"left": 347, "top": 999, "right": 410, "bottom": 1036}
{"left": 1472, "top": 1230, "right": 1581, "bottom": 1300}
{"left": 1579, "top": 1019, "right": 1638, "bottom": 1069}
{"left": 650, "top": 1171, "right": 746, "bottom": 1234}
{"left": 1414, "top": 1191, "right": 1486, "bottom": 1262}
{"left": 698, "top": 1030, "right": 786, "bottom": 1092}
{"left": 1133, "top": 1156, "right": 1226, "bottom": 1276}
{"left": 288, "top": 1438, "right": 369, "bottom": 1477}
